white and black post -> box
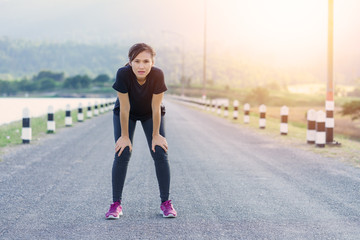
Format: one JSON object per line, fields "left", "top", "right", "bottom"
{"left": 65, "top": 104, "right": 72, "bottom": 127}
{"left": 87, "top": 102, "right": 92, "bottom": 119}
{"left": 21, "top": 108, "right": 31, "bottom": 144}
{"left": 259, "top": 104, "right": 266, "bottom": 129}
{"left": 233, "top": 100, "right": 239, "bottom": 120}
{"left": 100, "top": 102, "right": 104, "bottom": 114}
{"left": 202, "top": 95, "right": 207, "bottom": 110}
{"left": 217, "top": 100, "right": 222, "bottom": 116}
{"left": 206, "top": 99, "right": 211, "bottom": 111}
{"left": 280, "top": 106, "right": 289, "bottom": 135}
{"left": 47, "top": 105, "right": 55, "bottom": 133}
{"left": 244, "top": 103, "right": 250, "bottom": 124}
{"left": 223, "top": 100, "right": 229, "bottom": 118}
{"left": 78, "top": 103, "right": 84, "bottom": 122}
{"left": 325, "top": 100, "right": 335, "bottom": 143}
{"left": 197, "top": 98, "right": 202, "bottom": 110}
{"left": 316, "top": 110, "right": 326, "bottom": 148}
{"left": 94, "top": 101, "right": 99, "bottom": 116}
{"left": 211, "top": 100, "right": 216, "bottom": 112}
{"left": 201, "top": 98, "right": 206, "bottom": 111}
{"left": 307, "top": 109, "right": 316, "bottom": 144}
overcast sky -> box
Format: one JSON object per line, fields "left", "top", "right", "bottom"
{"left": 1, "top": 0, "right": 359, "bottom": 69}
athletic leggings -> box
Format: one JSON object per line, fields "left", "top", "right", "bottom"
{"left": 112, "top": 113, "right": 170, "bottom": 203}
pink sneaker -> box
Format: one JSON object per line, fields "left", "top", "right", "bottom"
{"left": 160, "top": 200, "right": 177, "bottom": 218}
{"left": 105, "top": 201, "right": 123, "bottom": 219}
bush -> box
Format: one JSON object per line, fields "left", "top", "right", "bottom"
{"left": 341, "top": 101, "right": 360, "bottom": 120}
{"left": 348, "top": 88, "right": 360, "bottom": 97}
{"left": 244, "top": 87, "right": 270, "bottom": 105}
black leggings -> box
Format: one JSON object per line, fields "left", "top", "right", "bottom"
{"left": 112, "top": 113, "right": 171, "bottom": 203}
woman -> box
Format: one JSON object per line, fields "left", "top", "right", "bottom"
{"left": 105, "top": 43, "right": 177, "bottom": 219}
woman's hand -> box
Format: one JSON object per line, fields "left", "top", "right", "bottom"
{"left": 152, "top": 134, "right": 168, "bottom": 153}
{"left": 115, "top": 136, "right": 132, "bottom": 157}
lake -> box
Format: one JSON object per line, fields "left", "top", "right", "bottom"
{"left": 0, "top": 97, "right": 116, "bottom": 126}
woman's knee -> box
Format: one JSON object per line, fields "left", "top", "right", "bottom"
{"left": 151, "top": 146, "right": 168, "bottom": 162}
{"left": 114, "top": 147, "right": 132, "bottom": 163}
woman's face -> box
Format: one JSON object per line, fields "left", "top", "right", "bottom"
{"left": 130, "top": 51, "right": 154, "bottom": 81}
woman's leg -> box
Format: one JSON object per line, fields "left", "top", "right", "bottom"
{"left": 112, "top": 113, "right": 136, "bottom": 203}
{"left": 141, "top": 116, "right": 170, "bottom": 203}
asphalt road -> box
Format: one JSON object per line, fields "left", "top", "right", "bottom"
{"left": 1, "top": 98, "right": 360, "bottom": 240}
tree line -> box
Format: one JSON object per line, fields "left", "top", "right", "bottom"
{"left": 0, "top": 70, "right": 112, "bottom": 96}
{"left": 3, "top": 37, "right": 359, "bottom": 90}
{"left": 0, "top": 37, "right": 125, "bottom": 79}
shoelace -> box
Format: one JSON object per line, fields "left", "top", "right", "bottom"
{"left": 110, "top": 202, "right": 120, "bottom": 212}
{"left": 162, "top": 200, "right": 173, "bottom": 210}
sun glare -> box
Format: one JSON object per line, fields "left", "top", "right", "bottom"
{"left": 206, "top": 0, "right": 327, "bottom": 66}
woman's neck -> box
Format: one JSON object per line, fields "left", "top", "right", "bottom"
{"left": 137, "top": 78, "right": 146, "bottom": 85}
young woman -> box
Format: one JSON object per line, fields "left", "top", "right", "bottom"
{"left": 105, "top": 43, "right": 177, "bottom": 219}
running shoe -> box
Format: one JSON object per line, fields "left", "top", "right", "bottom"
{"left": 105, "top": 201, "right": 123, "bottom": 219}
{"left": 160, "top": 200, "right": 177, "bottom": 218}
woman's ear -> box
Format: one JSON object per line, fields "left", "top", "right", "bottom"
{"left": 129, "top": 61, "right": 132, "bottom": 66}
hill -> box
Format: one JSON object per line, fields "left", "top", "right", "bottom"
{"left": 0, "top": 37, "right": 359, "bottom": 88}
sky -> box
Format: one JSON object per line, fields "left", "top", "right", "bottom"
{"left": 0, "top": 0, "right": 359, "bottom": 80}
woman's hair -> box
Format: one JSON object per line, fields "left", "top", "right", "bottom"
{"left": 128, "top": 43, "right": 156, "bottom": 64}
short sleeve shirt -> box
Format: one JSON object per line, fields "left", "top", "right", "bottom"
{"left": 112, "top": 65, "right": 167, "bottom": 121}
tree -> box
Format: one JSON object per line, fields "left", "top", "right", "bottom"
{"left": 64, "top": 76, "right": 80, "bottom": 89}
{"left": 79, "top": 75, "right": 91, "bottom": 88}
{"left": 38, "top": 78, "right": 56, "bottom": 91}
{"left": 33, "top": 71, "right": 65, "bottom": 82}
{"left": 19, "top": 79, "right": 39, "bottom": 92}
{"left": 63, "top": 75, "right": 91, "bottom": 89}
{"left": 93, "top": 74, "right": 110, "bottom": 86}
{"left": 341, "top": 101, "right": 360, "bottom": 120}
{"left": 0, "top": 80, "right": 19, "bottom": 95}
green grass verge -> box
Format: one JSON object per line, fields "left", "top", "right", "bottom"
{"left": 0, "top": 108, "right": 101, "bottom": 160}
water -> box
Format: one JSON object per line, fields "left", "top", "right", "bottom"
{"left": 0, "top": 97, "right": 116, "bottom": 126}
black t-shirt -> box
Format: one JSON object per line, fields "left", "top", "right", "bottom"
{"left": 112, "top": 65, "right": 167, "bottom": 121}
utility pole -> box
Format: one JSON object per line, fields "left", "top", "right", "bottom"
{"left": 326, "top": 0, "right": 338, "bottom": 145}
{"left": 181, "top": 37, "right": 185, "bottom": 97}
{"left": 202, "top": 0, "right": 207, "bottom": 98}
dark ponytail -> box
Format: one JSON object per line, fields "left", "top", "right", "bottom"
{"left": 125, "top": 43, "right": 155, "bottom": 66}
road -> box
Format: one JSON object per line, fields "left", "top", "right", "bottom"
{"left": 1, "top": 98, "right": 360, "bottom": 240}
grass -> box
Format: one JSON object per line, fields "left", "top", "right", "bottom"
{"left": 179, "top": 99, "right": 360, "bottom": 167}
{"left": 0, "top": 107, "right": 102, "bottom": 160}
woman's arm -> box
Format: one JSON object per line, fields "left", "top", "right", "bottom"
{"left": 151, "top": 92, "right": 168, "bottom": 152}
{"left": 115, "top": 91, "right": 132, "bottom": 156}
